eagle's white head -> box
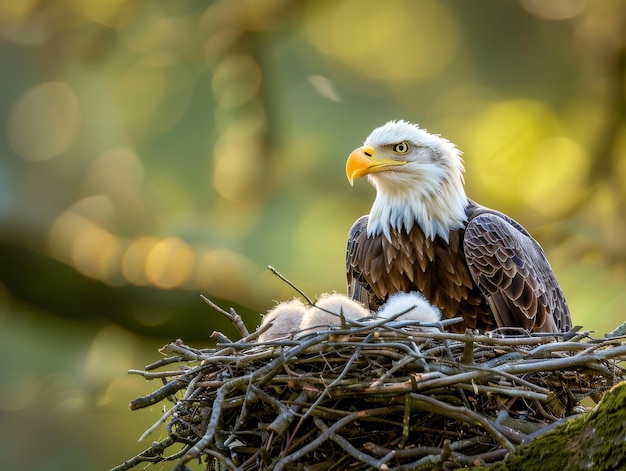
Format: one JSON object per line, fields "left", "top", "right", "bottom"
{"left": 346, "top": 120, "right": 468, "bottom": 242}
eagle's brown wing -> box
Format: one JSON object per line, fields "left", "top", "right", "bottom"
{"left": 346, "top": 215, "right": 373, "bottom": 308}
{"left": 463, "top": 210, "right": 571, "bottom": 333}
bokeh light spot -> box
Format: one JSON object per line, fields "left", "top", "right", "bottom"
{"left": 117, "top": 6, "right": 176, "bottom": 53}
{"left": 211, "top": 54, "right": 262, "bottom": 109}
{"left": 1, "top": 5, "right": 50, "bottom": 44}
{"left": 83, "top": 148, "right": 147, "bottom": 225}
{"left": 48, "top": 197, "right": 120, "bottom": 275}
{"left": 306, "top": 0, "right": 458, "bottom": 83}
{"left": 196, "top": 249, "right": 258, "bottom": 298}
{"left": 7, "top": 81, "right": 81, "bottom": 161}
{"left": 523, "top": 137, "right": 589, "bottom": 216}
{"left": 0, "top": 0, "right": 37, "bottom": 22}
{"left": 121, "top": 237, "right": 160, "bottom": 286}
{"left": 83, "top": 324, "right": 137, "bottom": 389}
{"left": 212, "top": 133, "right": 263, "bottom": 201}
{"left": 87, "top": 148, "right": 145, "bottom": 190}
{"left": 230, "top": 0, "right": 294, "bottom": 32}
{"left": 521, "top": 0, "right": 587, "bottom": 21}
{"left": 145, "top": 237, "right": 195, "bottom": 289}
{"left": 70, "top": 224, "right": 122, "bottom": 282}
{"left": 49, "top": 210, "right": 92, "bottom": 263}
{"left": 68, "top": 0, "right": 133, "bottom": 28}
{"left": 462, "top": 99, "right": 568, "bottom": 213}
{"left": 70, "top": 195, "right": 117, "bottom": 227}
{"left": 54, "top": 388, "right": 88, "bottom": 413}
{"left": 114, "top": 57, "right": 165, "bottom": 135}
{"left": 293, "top": 197, "right": 354, "bottom": 290}
{"left": 213, "top": 97, "right": 266, "bottom": 135}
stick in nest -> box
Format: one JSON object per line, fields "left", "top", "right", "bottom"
{"left": 200, "top": 294, "right": 249, "bottom": 338}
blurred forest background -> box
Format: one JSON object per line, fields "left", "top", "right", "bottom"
{"left": 1, "top": 0, "right": 625, "bottom": 469}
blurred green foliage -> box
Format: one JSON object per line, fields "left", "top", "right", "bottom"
{"left": 1, "top": 0, "right": 625, "bottom": 469}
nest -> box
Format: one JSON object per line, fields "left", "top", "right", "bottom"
{"left": 113, "top": 296, "right": 626, "bottom": 471}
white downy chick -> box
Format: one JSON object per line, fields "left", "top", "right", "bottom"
{"left": 376, "top": 291, "right": 441, "bottom": 331}
{"left": 257, "top": 299, "right": 308, "bottom": 342}
{"left": 298, "top": 293, "right": 370, "bottom": 334}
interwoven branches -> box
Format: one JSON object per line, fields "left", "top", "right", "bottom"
{"left": 113, "top": 312, "right": 626, "bottom": 471}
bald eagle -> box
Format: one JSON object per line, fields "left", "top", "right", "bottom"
{"left": 345, "top": 120, "right": 572, "bottom": 333}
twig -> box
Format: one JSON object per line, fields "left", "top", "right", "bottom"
{"left": 275, "top": 406, "right": 406, "bottom": 470}
{"left": 138, "top": 403, "right": 177, "bottom": 442}
{"left": 267, "top": 265, "right": 314, "bottom": 305}
{"left": 267, "top": 390, "right": 309, "bottom": 436}
{"left": 407, "top": 393, "right": 518, "bottom": 453}
{"left": 313, "top": 417, "right": 384, "bottom": 468}
{"left": 144, "top": 356, "right": 183, "bottom": 371}
{"left": 295, "top": 331, "right": 376, "bottom": 425}
{"left": 127, "top": 369, "right": 184, "bottom": 379}
{"left": 129, "top": 378, "right": 190, "bottom": 411}
{"left": 110, "top": 436, "right": 176, "bottom": 471}
{"left": 200, "top": 294, "right": 249, "bottom": 338}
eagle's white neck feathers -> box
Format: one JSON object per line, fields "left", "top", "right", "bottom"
{"left": 364, "top": 120, "right": 468, "bottom": 242}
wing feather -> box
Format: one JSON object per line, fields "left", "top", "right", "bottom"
{"left": 346, "top": 216, "right": 370, "bottom": 307}
{"left": 463, "top": 212, "right": 571, "bottom": 333}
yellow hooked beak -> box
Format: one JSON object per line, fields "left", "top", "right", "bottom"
{"left": 346, "top": 146, "right": 407, "bottom": 186}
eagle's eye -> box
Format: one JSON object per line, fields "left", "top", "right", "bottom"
{"left": 392, "top": 141, "right": 410, "bottom": 155}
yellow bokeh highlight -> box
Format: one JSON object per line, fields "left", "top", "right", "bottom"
{"left": 8, "top": 81, "right": 81, "bottom": 161}
{"left": 121, "top": 237, "right": 160, "bottom": 286}
{"left": 117, "top": 6, "right": 176, "bottom": 53}
{"left": 83, "top": 148, "right": 147, "bottom": 225}
{"left": 615, "top": 125, "right": 626, "bottom": 196}
{"left": 71, "top": 225, "right": 122, "bottom": 282}
{"left": 68, "top": 0, "right": 133, "bottom": 28}
{"left": 196, "top": 249, "right": 258, "bottom": 298}
{"left": 0, "top": 0, "right": 37, "bottom": 21}
{"left": 213, "top": 97, "right": 266, "bottom": 135}
{"left": 145, "top": 237, "right": 195, "bottom": 289}
{"left": 212, "top": 132, "right": 264, "bottom": 201}
{"left": 520, "top": 0, "right": 586, "bottom": 20}
{"left": 83, "top": 324, "right": 137, "bottom": 389}
{"left": 87, "top": 148, "right": 145, "bottom": 191}
{"left": 71, "top": 195, "right": 117, "bottom": 227}
{"left": 49, "top": 211, "right": 87, "bottom": 263}
{"left": 293, "top": 197, "right": 355, "bottom": 292}
{"left": 211, "top": 54, "right": 262, "bottom": 109}
{"left": 114, "top": 57, "right": 165, "bottom": 135}
{"left": 463, "top": 100, "right": 557, "bottom": 172}
{"left": 210, "top": 198, "right": 263, "bottom": 242}
{"left": 200, "top": 0, "right": 293, "bottom": 34}
{"left": 586, "top": 184, "right": 626, "bottom": 255}
{"left": 0, "top": 0, "right": 49, "bottom": 44}
{"left": 111, "top": 54, "right": 193, "bottom": 138}
{"left": 305, "top": 0, "right": 458, "bottom": 83}
{"left": 48, "top": 205, "right": 123, "bottom": 283}
{"left": 461, "top": 99, "right": 588, "bottom": 218}
{"left": 522, "top": 137, "right": 589, "bottom": 215}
